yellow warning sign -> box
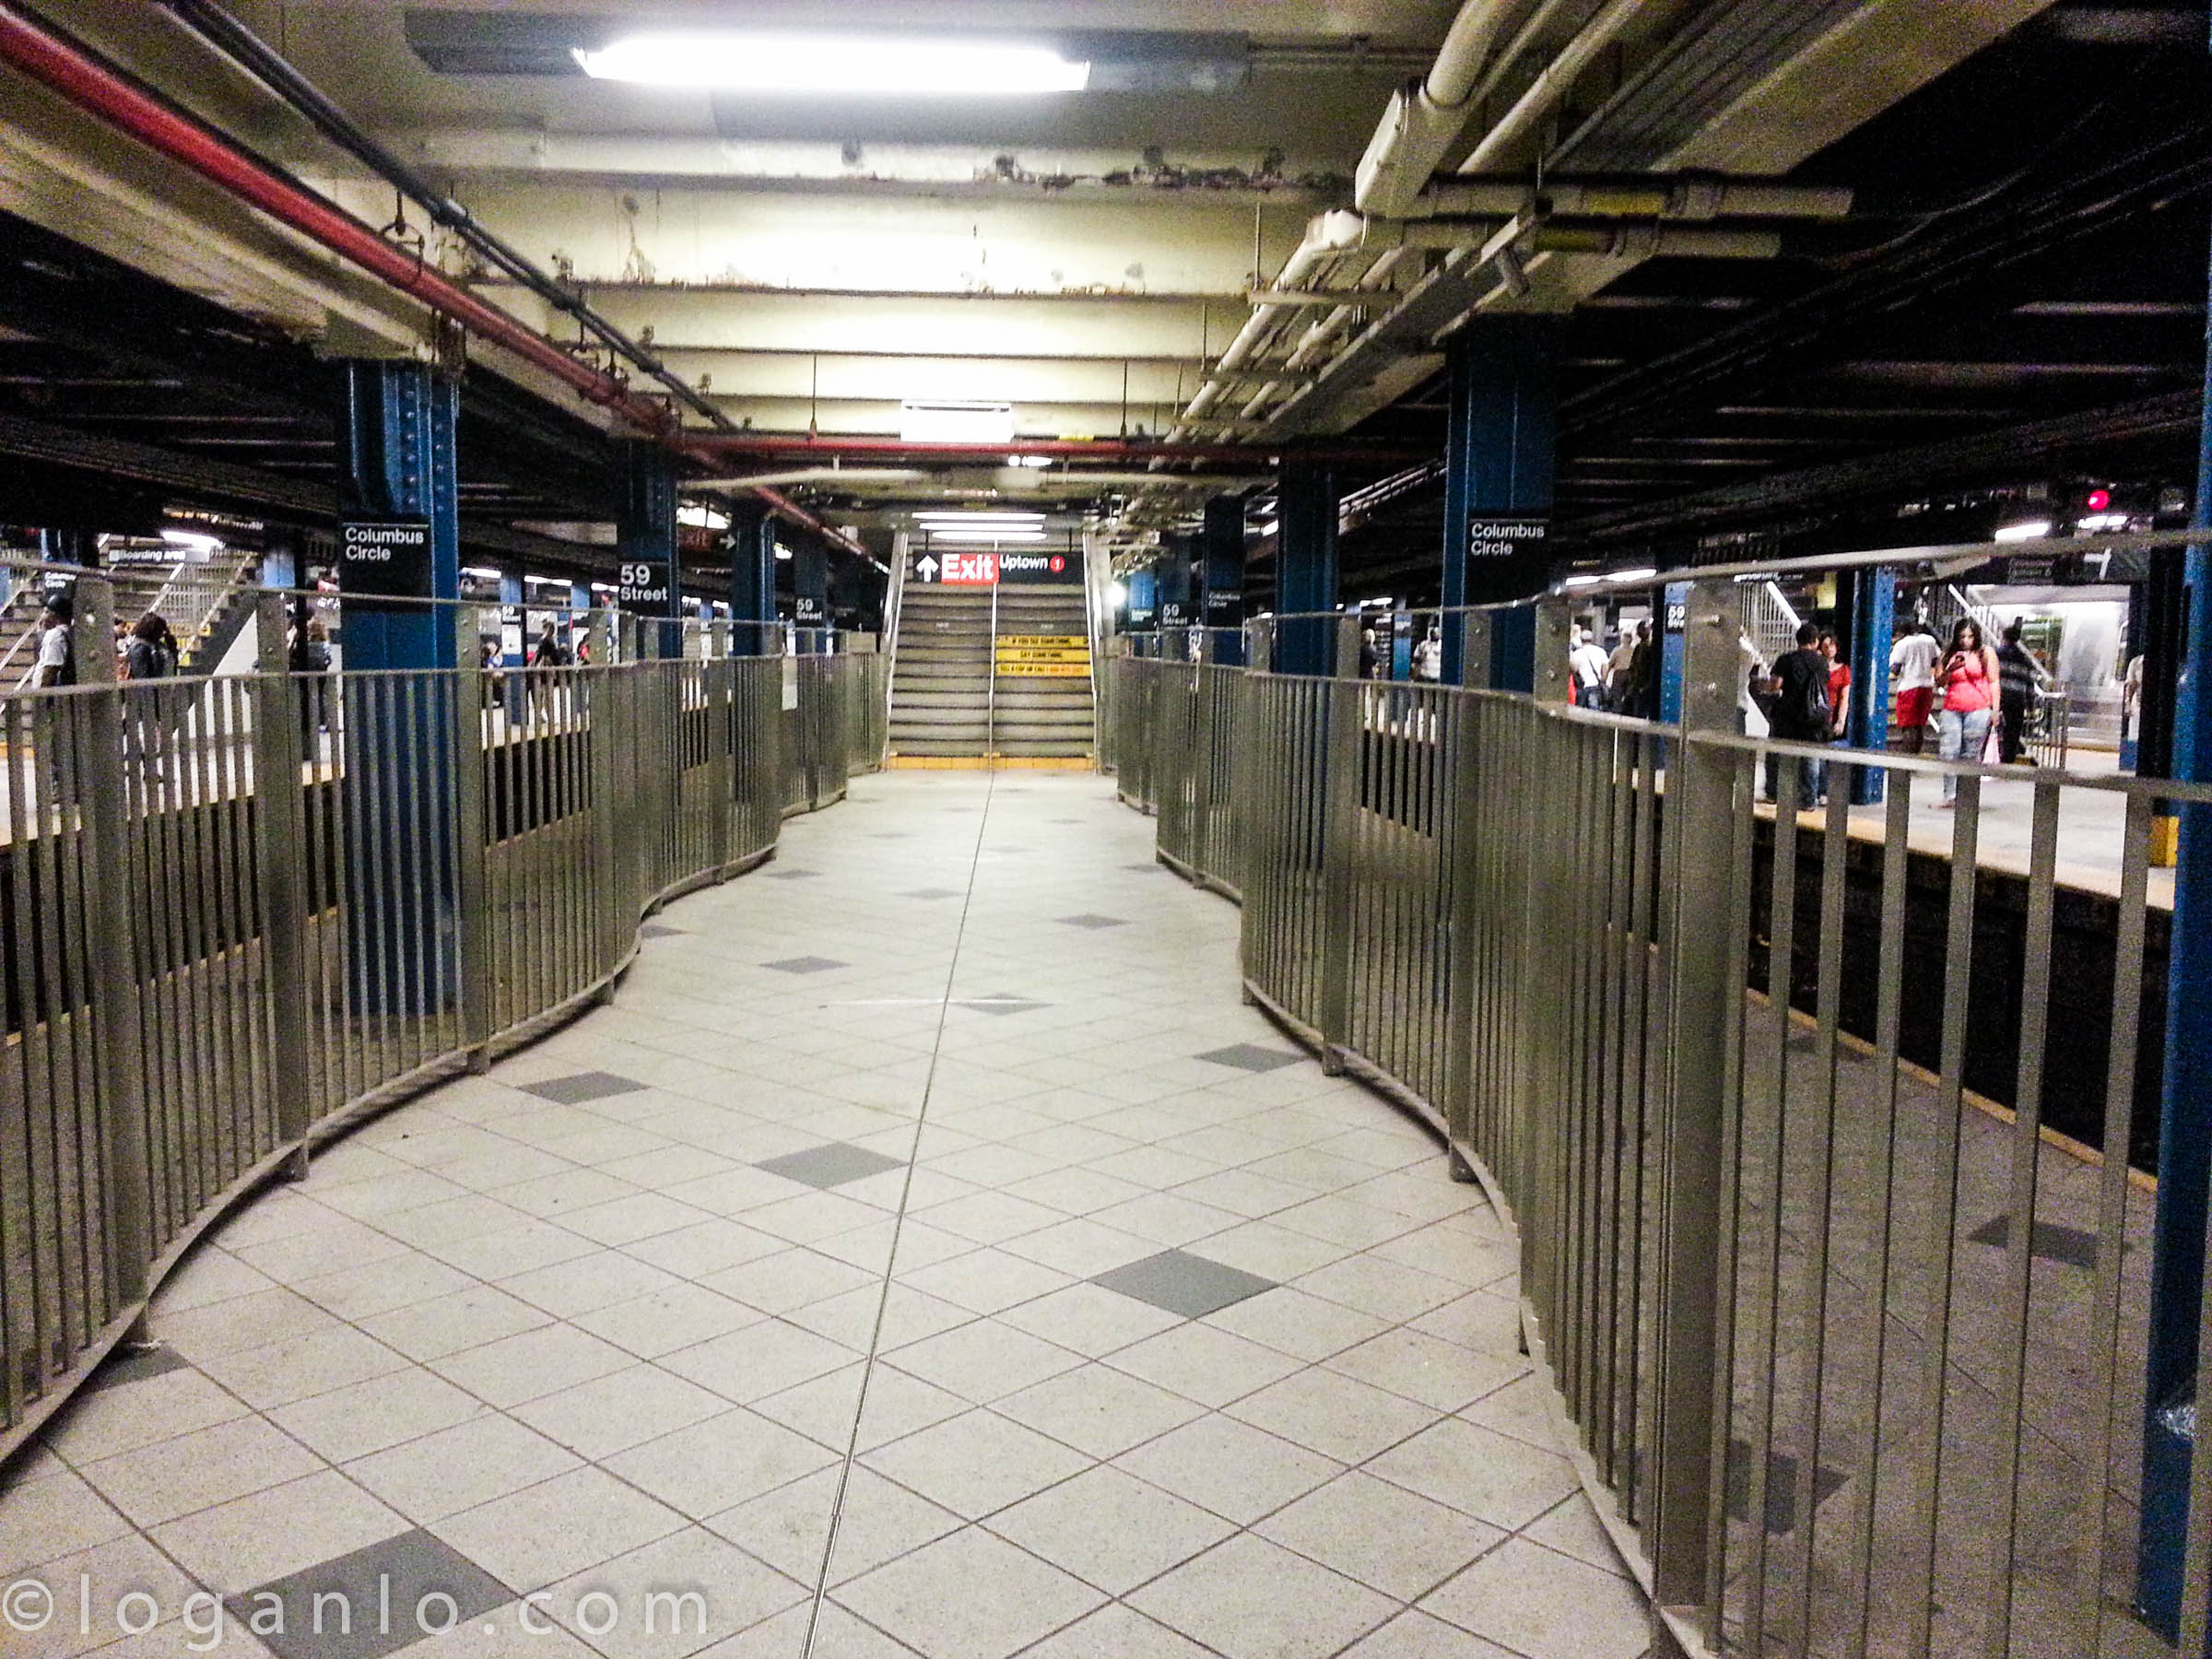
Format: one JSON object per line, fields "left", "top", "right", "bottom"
{"left": 996, "top": 634, "right": 1087, "bottom": 648}
{"left": 996, "top": 662, "right": 1091, "bottom": 677}
{"left": 994, "top": 647, "right": 1090, "bottom": 664}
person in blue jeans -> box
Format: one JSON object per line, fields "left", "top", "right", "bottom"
{"left": 1764, "top": 622, "right": 1830, "bottom": 809}
{"left": 1935, "top": 618, "right": 2000, "bottom": 806}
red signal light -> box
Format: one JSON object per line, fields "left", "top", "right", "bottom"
{"left": 2086, "top": 488, "right": 2111, "bottom": 512}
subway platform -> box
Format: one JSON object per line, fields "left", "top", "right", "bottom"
{"left": 0, "top": 771, "right": 1647, "bottom": 1659}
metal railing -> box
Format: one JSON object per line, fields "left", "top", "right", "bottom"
{"left": 0, "top": 571, "right": 875, "bottom": 1461}
{"left": 1106, "top": 582, "right": 2210, "bottom": 1659}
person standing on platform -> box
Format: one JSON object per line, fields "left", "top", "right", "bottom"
{"left": 1935, "top": 618, "right": 2000, "bottom": 806}
{"left": 1889, "top": 620, "right": 1940, "bottom": 754}
{"left": 1764, "top": 621, "right": 1830, "bottom": 808}
{"left": 1570, "top": 627, "right": 1609, "bottom": 709}
{"left": 32, "top": 591, "right": 74, "bottom": 688}
{"left": 1605, "top": 625, "right": 1638, "bottom": 709}
{"left": 1819, "top": 628, "right": 1853, "bottom": 797}
{"left": 1995, "top": 619, "right": 2048, "bottom": 764}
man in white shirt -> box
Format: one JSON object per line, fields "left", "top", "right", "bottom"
{"left": 1569, "top": 628, "right": 1610, "bottom": 709}
{"left": 1889, "top": 623, "right": 1941, "bottom": 754}
{"left": 33, "top": 591, "right": 75, "bottom": 688}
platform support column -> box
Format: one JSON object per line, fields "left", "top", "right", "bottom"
{"left": 794, "top": 543, "right": 829, "bottom": 651}
{"left": 1202, "top": 497, "right": 1247, "bottom": 666}
{"left": 1156, "top": 532, "right": 1194, "bottom": 659}
{"left": 1441, "top": 318, "right": 1559, "bottom": 686}
{"left": 1846, "top": 568, "right": 1893, "bottom": 804}
{"left": 1277, "top": 457, "right": 1338, "bottom": 677}
{"left": 337, "top": 359, "right": 462, "bottom": 1017}
{"left": 2141, "top": 100, "right": 2212, "bottom": 1636}
{"left": 616, "top": 440, "right": 681, "bottom": 658}
{"left": 729, "top": 500, "right": 778, "bottom": 657}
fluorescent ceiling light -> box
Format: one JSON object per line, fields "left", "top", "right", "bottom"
{"left": 774, "top": 547, "right": 794, "bottom": 560}
{"left": 577, "top": 33, "right": 1091, "bottom": 95}
{"left": 927, "top": 531, "right": 1048, "bottom": 544}
{"left": 1108, "top": 582, "right": 1129, "bottom": 605}
{"left": 1994, "top": 520, "right": 2051, "bottom": 542}
{"left": 1561, "top": 574, "right": 1603, "bottom": 588}
{"left": 1006, "top": 454, "right": 1055, "bottom": 469}
{"left": 159, "top": 528, "right": 223, "bottom": 554}
{"left": 462, "top": 565, "right": 505, "bottom": 581}
{"left": 678, "top": 504, "right": 729, "bottom": 531}
{"left": 914, "top": 509, "right": 1044, "bottom": 521}
{"left": 1610, "top": 567, "right": 1658, "bottom": 582}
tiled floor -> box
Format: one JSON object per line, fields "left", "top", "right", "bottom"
{"left": 0, "top": 772, "right": 1652, "bottom": 1659}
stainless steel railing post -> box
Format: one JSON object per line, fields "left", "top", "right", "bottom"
{"left": 1317, "top": 639, "right": 1361, "bottom": 1073}
{"left": 77, "top": 572, "right": 153, "bottom": 1314}
{"left": 1646, "top": 579, "right": 1743, "bottom": 1627}
{"left": 453, "top": 603, "right": 493, "bottom": 1067}
{"left": 251, "top": 593, "right": 314, "bottom": 1144}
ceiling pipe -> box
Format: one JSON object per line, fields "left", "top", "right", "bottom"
{"left": 1458, "top": 0, "right": 1656, "bottom": 175}
{"left": 1354, "top": 0, "right": 1524, "bottom": 218}
{"left": 685, "top": 435, "right": 1430, "bottom": 465}
{"left": 158, "top": 0, "right": 733, "bottom": 438}
{"left": 0, "top": 4, "right": 869, "bottom": 559}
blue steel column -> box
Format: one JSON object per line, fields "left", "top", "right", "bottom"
{"left": 1847, "top": 569, "right": 1893, "bottom": 805}
{"left": 618, "top": 440, "right": 681, "bottom": 657}
{"left": 1202, "top": 496, "right": 1247, "bottom": 666}
{"left": 1440, "top": 319, "right": 1558, "bottom": 686}
{"left": 729, "top": 499, "right": 777, "bottom": 655}
{"left": 2142, "top": 91, "right": 2212, "bottom": 1633}
{"left": 339, "top": 360, "right": 461, "bottom": 1015}
{"left": 1156, "top": 533, "right": 1194, "bottom": 638}
{"left": 794, "top": 543, "right": 830, "bottom": 651}
{"left": 1277, "top": 458, "right": 1339, "bottom": 677}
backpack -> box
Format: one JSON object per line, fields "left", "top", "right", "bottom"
{"left": 1785, "top": 651, "right": 1830, "bottom": 734}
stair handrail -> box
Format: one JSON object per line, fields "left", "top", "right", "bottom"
{"left": 0, "top": 582, "right": 49, "bottom": 689}
{"left": 986, "top": 581, "right": 999, "bottom": 763}
{"left": 881, "top": 533, "right": 908, "bottom": 745}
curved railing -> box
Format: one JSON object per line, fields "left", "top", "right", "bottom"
{"left": 0, "top": 577, "right": 884, "bottom": 1463}
{"left": 1107, "top": 637, "right": 2205, "bottom": 1659}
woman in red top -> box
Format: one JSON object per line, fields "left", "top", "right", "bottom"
{"left": 1935, "top": 618, "right": 1999, "bottom": 806}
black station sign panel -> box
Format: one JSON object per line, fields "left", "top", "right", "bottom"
{"left": 996, "top": 549, "right": 1078, "bottom": 584}
{"left": 1204, "top": 590, "right": 1244, "bottom": 628}
{"left": 1465, "top": 512, "right": 1550, "bottom": 605}
{"left": 793, "top": 594, "right": 828, "bottom": 625}
{"left": 1159, "top": 599, "right": 1192, "bottom": 627}
{"left": 339, "top": 518, "right": 432, "bottom": 599}
{"left": 617, "top": 558, "right": 673, "bottom": 611}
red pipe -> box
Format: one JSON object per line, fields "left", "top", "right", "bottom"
{"left": 0, "top": 8, "right": 677, "bottom": 432}
{"left": 688, "top": 433, "right": 1431, "bottom": 466}
{"left": 0, "top": 6, "right": 871, "bottom": 559}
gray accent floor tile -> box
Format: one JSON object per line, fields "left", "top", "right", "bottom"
{"left": 957, "top": 997, "right": 1050, "bottom": 1017}
{"left": 1056, "top": 913, "right": 1128, "bottom": 930}
{"left": 232, "top": 1527, "right": 509, "bottom": 1659}
{"left": 639, "top": 923, "right": 687, "bottom": 939}
{"left": 903, "top": 888, "right": 964, "bottom": 900}
{"left": 763, "top": 956, "right": 850, "bottom": 975}
{"left": 766, "top": 869, "right": 821, "bottom": 879}
{"left": 759, "top": 1143, "right": 908, "bottom": 1190}
{"left": 1093, "top": 1250, "right": 1278, "bottom": 1319}
{"left": 523, "top": 1071, "right": 649, "bottom": 1105}
{"left": 1195, "top": 1043, "right": 1305, "bottom": 1074}
{"left": 92, "top": 1345, "right": 193, "bottom": 1391}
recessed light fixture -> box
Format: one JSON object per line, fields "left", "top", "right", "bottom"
{"left": 574, "top": 33, "right": 1091, "bottom": 95}
{"left": 1994, "top": 520, "right": 2052, "bottom": 543}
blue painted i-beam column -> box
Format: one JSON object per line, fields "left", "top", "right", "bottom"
{"left": 1440, "top": 318, "right": 1558, "bottom": 688}
{"left": 1277, "top": 457, "right": 1339, "bottom": 677}
{"left": 338, "top": 359, "right": 461, "bottom": 1016}
{"left": 2142, "top": 104, "right": 2212, "bottom": 1636}
{"left": 1203, "top": 496, "right": 1247, "bottom": 666}
{"left": 1156, "top": 532, "right": 1194, "bottom": 643}
{"left": 728, "top": 499, "right": 778, "bottom": 656}
{"left": 617, "top": 440, "right": 681, "bottom": 657}
{"left": 1846, "top": 569, "right": 1893, "bottom": 805}
{"left": 793, "top": 543, "right": 830, "bottom": 650}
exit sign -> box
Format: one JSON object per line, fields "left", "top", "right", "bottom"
{"left": 940, "top": 550, "right": 999, "bottom": 586}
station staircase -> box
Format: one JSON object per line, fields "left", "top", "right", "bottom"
{"left": 886, "top": 582, "right": 1093, "bottom": 762}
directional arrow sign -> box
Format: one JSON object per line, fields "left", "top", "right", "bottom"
{"left": 915, "top": 554, "right": 940, "bottom": 582}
